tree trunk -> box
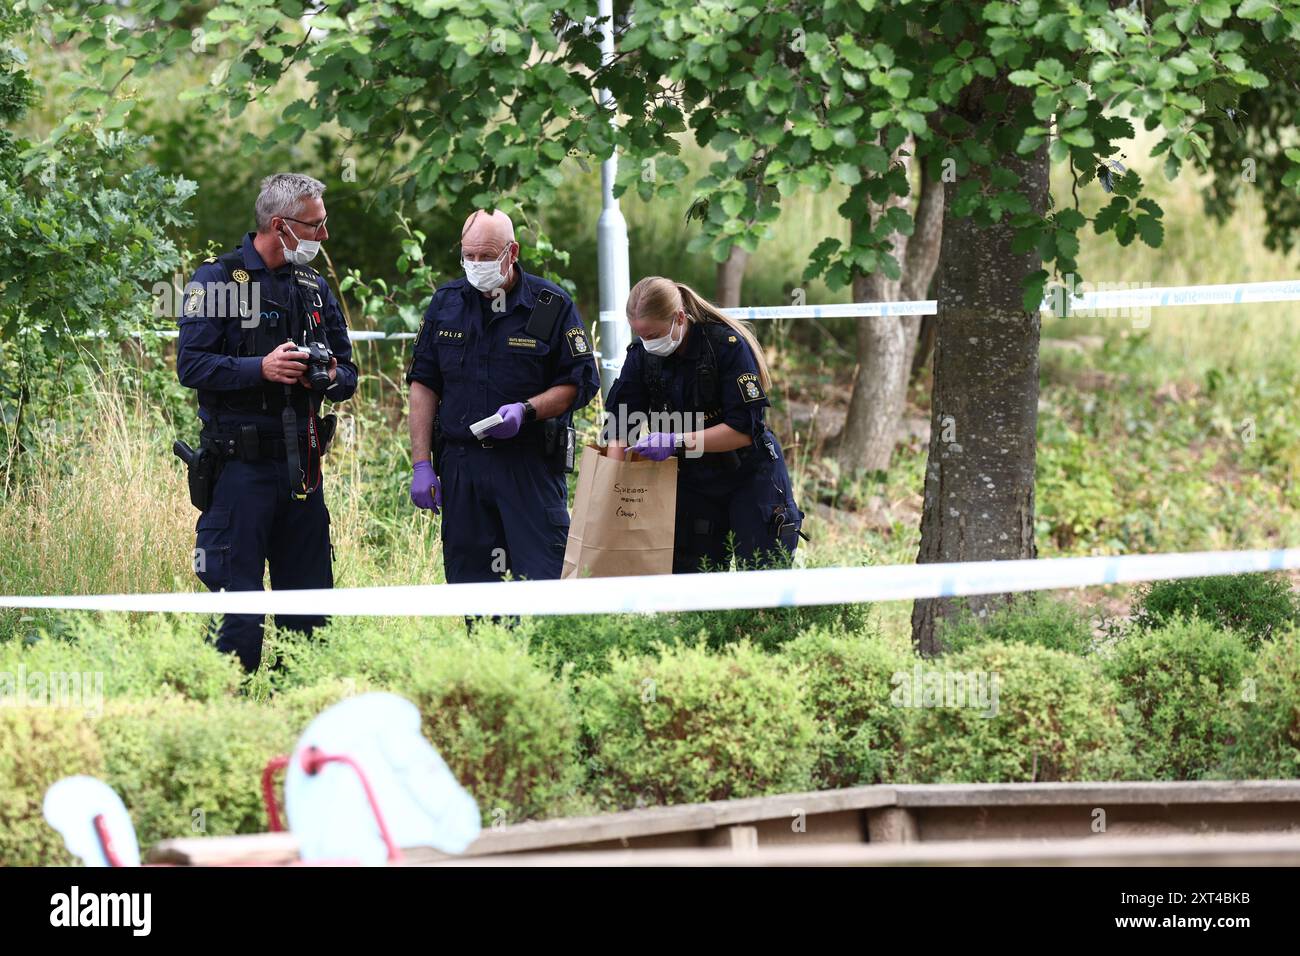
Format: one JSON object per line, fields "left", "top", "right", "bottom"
{"left": 900, "top": 160, "right": 945, "bottom": 374}
{"left": 714, "top": 245, "right": 749, "bottom": 308}
{"left": 835, "top": 138, "right": 943, "bottom": 474}
{"left": 910, "top": 92, "right": 1049, "bottom": 656}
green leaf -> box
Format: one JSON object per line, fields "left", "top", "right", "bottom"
{"left": 835, "top": 163, "right": 861, "bottom": 186}
{"left": 1136, "top": 214, "right": 1164, "bottom": 247}
{"left": 1060, "top": 127, "right": 1094, "bottom": 149}
{"left": 1200, "top": 0, "right": 1232, "bottom": 20}
{"left": 1236, "top": 0, "right": 1275, "bottom": 20}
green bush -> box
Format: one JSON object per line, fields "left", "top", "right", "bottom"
{"left": 95, "top": 697, "right": 296, "bottom": 850}
{"left": 1224, "top": 628, "right": 1300, "bottom": 778}
{"left": 272, "top": 677, "right": 374, "bottom": 738}
{"left": 524, "top": 602, "right": 876, "bottom": 678}
{"left": 665, "top": 601, "right": 875, "bottom": 655}
{"left": 1103, "top": 616, "right": 1251, "bottom": 780}
{"left": 579, "top": 641, "right": 816, "bottom": 808}
{"left": 0, "top": 614, "right": 242, "bottom": 703}
{"left": 782, "top": 627, "right": 911, "bottom": 788}
{"left": 899, "top": 643, "right": 1135, "bottom": 783}
{"left": 1131, "top": 573, "right": 1300, "bottom": 648}
{"left": 267, "top": 616, "right": 466, "bottom": 693}
{"left": 521, "top": 613, "right": 679, "bottom": 679}
{"left": 936, "top": 594, "right": 1095, "bottom": 656}
{"left": 0, "top": 708, "right": 106, "bottom": 866}
{"left": 406, "top": 633, "right": 583, "bottom": 824}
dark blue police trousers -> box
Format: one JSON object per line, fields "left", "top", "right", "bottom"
{"left": 193, "top": 457, "right": 333, "bottom": 671}
{"left": 438, "top": 442, "right": 570, "bottom": 584}
{"left": 672, "top": 429, "right": 804, "bottom": 574}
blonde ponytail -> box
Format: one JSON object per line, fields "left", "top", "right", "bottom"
{"left": 675, "top": 283, "right": 772, "bottom": 392}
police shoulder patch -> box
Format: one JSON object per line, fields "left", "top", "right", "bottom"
{"left": 736, "top": 371, "right": 765, "bottom": 404}
{"left": 566, "top": 325, "right": 592, "bottom": 358}
{"left": 183, "top": 286, "right": 206, "bottom": 317}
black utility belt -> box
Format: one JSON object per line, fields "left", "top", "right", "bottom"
{"left": 202, "top": 416, "right": 337, "bottom": 463}
{"left": 444, "top": 431, "right": 546, "bottom": 451}
{"left": 201, "top": 429, "right": 290, "bottom": 462}
{"left": 438, "top": 419, "right": 576, "bottom": 474}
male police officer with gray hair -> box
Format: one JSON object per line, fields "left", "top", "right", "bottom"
{"left": 176, "top": 172, "right": 358, "bottom": 671}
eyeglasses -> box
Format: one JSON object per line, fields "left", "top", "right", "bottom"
{"left": 282, "top": 215, "right": 328, "bottom": 237}
{"left": 460, "top": 244, "right": 512, "bottom": 264}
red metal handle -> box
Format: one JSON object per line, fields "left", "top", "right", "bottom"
{"left": 261, "top": 754, "right": 291, "bottom": 832}
{"left": 92, "top": 813, "right": 124, "bottom": 867}
{"left": 300, "top": 747, "right": 403, "bottom": 864}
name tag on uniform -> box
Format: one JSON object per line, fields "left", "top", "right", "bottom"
{"left": 507, "top": 336, "right": 539, "bottom": 350}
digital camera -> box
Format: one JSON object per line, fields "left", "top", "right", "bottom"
{"left": 294, "top": 341, "right": 333, "bottom": 391}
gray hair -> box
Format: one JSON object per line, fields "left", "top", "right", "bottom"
{"left": 254, "top": 173, "right": 326, "bottom": 231}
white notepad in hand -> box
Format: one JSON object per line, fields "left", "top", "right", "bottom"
{"left": 470, "top": 412, "right": 504, "bottom": 439}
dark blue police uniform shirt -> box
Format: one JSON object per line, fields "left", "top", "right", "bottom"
{"left": 405, "top": 264, "right": 600, "bottom": 442}
{"left": 604, "top": 321, "right": 770, "bottom": 442}
{"left": 176, "top": 233, "right": 357, "bottom": 429}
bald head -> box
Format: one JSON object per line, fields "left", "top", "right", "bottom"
{"left": 461, "top": 209, "right": 517, "bottom": 260}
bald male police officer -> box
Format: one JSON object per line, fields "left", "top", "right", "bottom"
{"left": 176, "top": 173, "right": 358, "bottom": 671}
{"left": 406, "top": 210, "right": 599, "bottom": 584}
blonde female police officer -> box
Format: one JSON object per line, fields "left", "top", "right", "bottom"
{"left": 604, "top": 277, "right": 805, "bottom": 572}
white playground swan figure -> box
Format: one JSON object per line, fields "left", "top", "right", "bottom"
{"left": 43, "top": 692, "right": 481, "bottom": 866}
{"left": 43, "top": 775, "right": 142, "bottom": 867}
{"left": 284, "top": 693, "right": 482, "bottom": 865}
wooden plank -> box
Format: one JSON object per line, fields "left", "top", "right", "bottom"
{"left": 148, "top": 833, "right": 299, "bottom": 867}
{"left": 867, "top": 807, "right": 919, "bottom": 843}
{"left": 892, "top": 780, "right": 1300, "bottom": 808}
{"left": 147, "top": 780, "right": 1300, "bottom": 865}
{"left": 702, "top": 825, "right": 759, "bottom": 852}
{"left": 425, "top": 832, "right": 1300, "bottom": 868}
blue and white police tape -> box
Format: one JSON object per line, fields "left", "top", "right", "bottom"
{"left": 121, "top": 278, "right": 1300, "bottom": 342}
{"left": 1, "top": 547, "right": 1298, "bottom": 618}
{"left": 594, "top": 278, "right": 1300, "bottom": 323}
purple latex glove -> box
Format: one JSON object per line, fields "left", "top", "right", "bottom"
{"left": 484, "top": 402, "right": 527, "bottom": 439}
{"left": 630, "top": 432, "right": 679, "bottom": 462}
{"left": 410, "top": 460, "right": 442, "bottom": 513}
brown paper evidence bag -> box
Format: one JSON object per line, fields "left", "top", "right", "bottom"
{"left": 561, "top": 444, "right": 678, "bottom": 579}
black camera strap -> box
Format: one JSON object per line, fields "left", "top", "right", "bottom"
{"left": 281, "top": 272, "right": 328, "bottom": 501}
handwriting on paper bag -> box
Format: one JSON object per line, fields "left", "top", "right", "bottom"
{"left": 613, "top": 482, "right": 647, "bottom": 519}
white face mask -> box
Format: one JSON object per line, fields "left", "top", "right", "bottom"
{"left": 641, "top": 315, "right": 683, "bottom": 357}
{"left": 463, "top": 247, "right": 510, "bottom": 292}
{"left": 279, "top": 224, "right": 321, "bottom": 265}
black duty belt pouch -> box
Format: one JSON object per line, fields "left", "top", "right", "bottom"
{"left": 541, "top": 418, "right": 576, "bottom": 475}
{"left": 237, "top": 424, "right": 261, "bottom": 462}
